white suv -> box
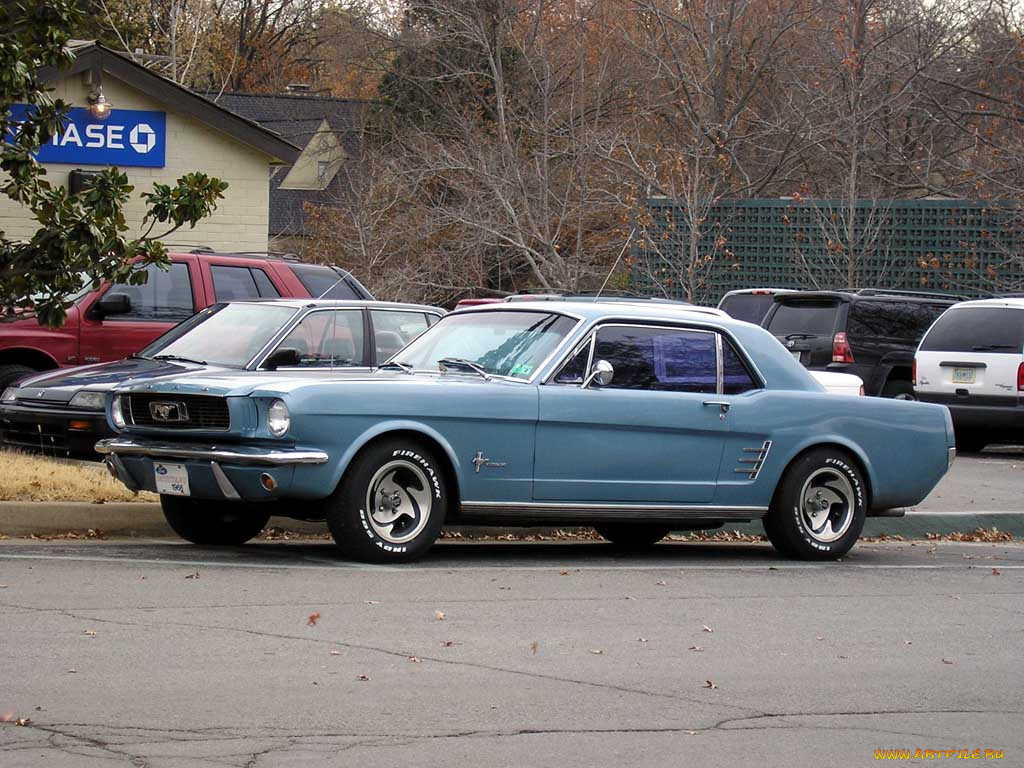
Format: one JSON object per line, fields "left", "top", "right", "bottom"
{"left": 914, "top": 298, "right": 1024, "bottom": 451}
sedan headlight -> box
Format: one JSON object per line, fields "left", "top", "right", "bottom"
{"left": 110, "top": 396, "right": 126, "bottom": 429}
{"left": 69, "top": 391, "right": 106, "bottom": 410}
{"left": 267, "top": 399, "right": 290, "bottom": 437}
{"left": 1, "top": 387, "right": 16, "bottom": 403}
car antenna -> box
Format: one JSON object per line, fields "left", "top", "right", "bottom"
{"left": 316, "top": 268, "right": 348, "bottom": 299}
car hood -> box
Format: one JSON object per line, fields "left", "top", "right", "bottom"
{"left": 13, "top": 358, "right": 217, "bottom": 403}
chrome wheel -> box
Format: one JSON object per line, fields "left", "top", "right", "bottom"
{"left": 799, "top": 468, "right": 855, "bottom": 543}
{"left": 365, "top": 459, "right": 432, "bottom": 544}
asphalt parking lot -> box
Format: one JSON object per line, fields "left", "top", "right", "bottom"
{"left": 1, "top": 537, "right": 1021, "bottom": 767}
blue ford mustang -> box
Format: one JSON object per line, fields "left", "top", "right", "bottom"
{"left": 97, "top": 301, "right": 956, "bottom": 561}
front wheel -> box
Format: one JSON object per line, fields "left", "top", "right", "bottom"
{"left": 161, "top": 496, "right": 271, "bottom": 545}
{"left": 595, "top": 523, "right": 671, "bottom": 549}
{"left": 762, "top": 448, "right": 866, "bottom": 560}
{"left": 325, "top": 439, "right": 447, "bottom": 563}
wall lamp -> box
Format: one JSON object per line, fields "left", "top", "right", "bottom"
{"left": 87, "top": 85, "right": 112, "bottom": 120}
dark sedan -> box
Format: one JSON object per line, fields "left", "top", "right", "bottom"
{"left": 0, "top": 299, "right": 442, "bottom": 458}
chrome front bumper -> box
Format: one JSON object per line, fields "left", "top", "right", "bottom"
{"left": 94, "top": 438, "right": 329, "bottom": 466}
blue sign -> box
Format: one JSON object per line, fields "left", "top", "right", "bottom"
{"left": 8, "top": 106, "right": 166, "bottom": 168}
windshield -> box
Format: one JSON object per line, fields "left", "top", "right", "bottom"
{"left": 391, "top": 310, "right": 577, "bottom": 379}
{"left": 140, "top": 303, "right": 299, "bottom": 368}
{"left": 767, "top": 300, "right": 840, "bottom": 336}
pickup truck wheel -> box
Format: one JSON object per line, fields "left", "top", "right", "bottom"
{"left": 763, "top": 448, "right": 866, "bottom": 560}
{"left": 0, "top": 364, "right": 36, "bottom": 389}
{"left": 881, "top": 380, "right": 915, "bottom": 400}
{"left": 161, "top": 496, "right": 271, "bottom": 545}
{"left": 326, "top": 439, "right": 447, "bottom": 563}
{"left": 595, "top": 524, "right": 671, "bottom": 549}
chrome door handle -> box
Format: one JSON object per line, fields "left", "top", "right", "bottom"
{"left": 703, "top": 400, "right": 731, "bottom": 419}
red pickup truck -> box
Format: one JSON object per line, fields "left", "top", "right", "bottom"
{"left": 0, "top": 250, "right": 373, "bottom": 389}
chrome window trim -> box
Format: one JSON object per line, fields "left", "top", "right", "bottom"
{"left": 236, "top": 304, "right": 306, "bottom": 370}
{"left": 715, "top": 332, "right": 724, "bottom": 395}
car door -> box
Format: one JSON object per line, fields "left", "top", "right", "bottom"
{"left": 78, "top": 259, "right": 202, "bottom": 363}
{"left": 264, "top": 308, "right": 371, "bottom": 370}
{"left": 533, "top": 323, "right": 730, "bottom": 504}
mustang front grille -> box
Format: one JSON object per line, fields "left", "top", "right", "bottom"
{"left": 126, "top": 394, "right": 230, "bottom": 431}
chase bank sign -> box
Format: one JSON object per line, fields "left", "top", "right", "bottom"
{"left": 9, "top": 105, "right": 166, "bottom": 168}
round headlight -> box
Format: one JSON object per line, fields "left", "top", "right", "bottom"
{"left": 1, "top": 387, "right": 17, "bottom": 403}
{"left": 70, "top": 391, "right": 106, "bottom": 410}
{"left": 110, "top": 396, "right": 126, "bottom": 429}
{"left": 267, "top": 399, "right": 289, "bottom": 437}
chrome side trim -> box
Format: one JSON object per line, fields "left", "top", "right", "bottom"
{"left": 95, "top": 438, "right": 329, "bottom": 466}
{"left": 210, "top": 461, "right": 241, "bottom": 499}
{"left": 460, "top": 500, "right": 767, "bottom": 520}
{"left": 735, "top": 440, "right": 773, "bottom": 480}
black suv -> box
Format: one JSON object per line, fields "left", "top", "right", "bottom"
{"left": 761, "top": 289, "right": 960, "bottom": 398}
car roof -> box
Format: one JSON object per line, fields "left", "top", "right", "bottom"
{"left": 773, "top": 290, "right": 958, "bottom": 305}
{"left": 222, "top": 298, "right": 444, "bottom": 313}
{"left": 944, "top": 297, "right": 1024, "bottom": 310}
{"left": 450, "top": 299, "right": 735, "bottom": 325}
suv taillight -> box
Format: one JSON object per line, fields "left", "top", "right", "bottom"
{"left": 912, "top": 359, "right": 917, "bottom": 387}
{"left": 1018, "top": 362, "right": 1024, "bottom": 392}
{"left": 832, "top": 332, "right": 855, "bottom": 364}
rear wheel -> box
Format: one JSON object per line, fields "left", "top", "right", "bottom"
{"left": 763, "top": 448, "right": 866, "bottom": 560}
{"left": 325, "top": 438, "right": 447, "bottom": 563}
{"left": 595, "top": 523, "right": 671, "bottom": 549}
{"left": 161, "top": 496, "right": 271, "bottom": 545}
{"left": 0, "top": 364, "right": 36, "bottom": 390}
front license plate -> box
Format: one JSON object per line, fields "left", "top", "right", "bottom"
{"left": 154, "top": 462, "right": 190, "bottom": 496}
{"left": 952, "top": 367, "right": 976, "bottom": 385}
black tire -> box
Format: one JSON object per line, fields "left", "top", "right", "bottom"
{"left": 161, "top": 496, "right": 271, "bottom": 545}
{"left": 763, "top": 448, "right": 867, "bottom": 560}
{"left": 881, "top": 379, "right": 915, "bottom": 400}
{"left": 595, "top": 523, "right": 671, "bottom": 549}
{"left": 955, "top": 430, "right": 987, "bottom": 453}
{"left": 0, "top": 364, "right": 37, "bottom": 390}
{"left": 325, "top": 438, "right": 447, "bottom": 563}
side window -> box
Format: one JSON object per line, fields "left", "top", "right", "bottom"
{"left": 591, "top": 326, "right": 718, "bottom": 393}
{"left": 371, "top": 310, "right": 429, "bottom": 362}
{"left": 275, "top": 310, "right": 365, "bottom": 368}
{"left": 212, "top": 266, "right": 262, "bottom": 301}
{"left": 553, "top": 339, "right": 592, "bottom": 384}
{"left": 105, "top": 262, "right": 194, "bottom": 321}
{"left": 722, "top": 338, "right": 759, "bottom": 394}
{"left": 251, "top": 268, "right": 280, "bottom": 298}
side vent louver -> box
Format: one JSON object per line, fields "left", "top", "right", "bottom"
{"left": 735, "top": 441, "right": 772, "bottom": 480}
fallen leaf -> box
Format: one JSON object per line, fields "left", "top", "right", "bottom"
{"left": 441, "top": 640, "right": 458, "bottom": 648}
{"left": 703, "top": 680, "right": 718, "bottom": 689}
{"left": 688, "top": 645, "right": 704, "bottom": 652}
{"left": 83, "top": 630, "right": 96, "bottom": 637}
{"left": 184, "top": 571, "right": 199, "bottom": 580}
{"left": 589, "top": 649, "right": 605, "bottom": 655}
{"left": 655, "top": 580, "right": 667, "bottom": 586}
{"left": 15, "top": 718, "right": 30, "bottom": 727}
{"left": 816, "top": 635, "right": 824, "bottom": 641}
{"left": 904, "top": 640, "right": 913, "bottom": 645}
{"left": 992, "top": 568, "right": 1002, "bottom": 576}
{"left": 407, "top": 655, "right": 423, "bottom": 663}
{"left": 364, "top": 600, "right": 380, "bottom": 605}
{"left": 530, "top": 641, "right": 538, "bottom": 655}
{"left": 329, "top": 651, "right": 342, "bottom": 656}
{"left": 307, "top": 612, "right": 321, "bottom": 627}
{"left": 702, "top": 625, "right": 714, "bottom": 633}
{"left": 559, "top": 570, "right": 570, "bottom": 576}
{"left": 0, "top": 585, "right": 7, "bottom": 589}
{"left": 356, "top": 674, "right": 370, "bottom": 681}
{"left": 686, "top": 730, "right": 699, "bottom": 735}
{"left": 67, "top": 669, "right": 76, "bottom": 674}
{"left": 638, "top": 637, "right": 649, "bottom": 643}
{"left": 942, "top": 658, "right": 955, "bottom": 665}
{"left": 434, "top": 610, "right": 446, "bottom": 621}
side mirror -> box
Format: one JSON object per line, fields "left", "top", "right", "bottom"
{"left": 582, "top": 359, "right": 614, "bottom": 388}
{"left": 95, "top": 293, "right": 131, "bottom": 317}
{"left": 262, "top": 347, "right": 301, "bottom": 370}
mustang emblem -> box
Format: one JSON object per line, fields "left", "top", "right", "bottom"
{"left": 472, "top": 451, "right": 507, "bottom": 473}
{"left": 149, "top": 401, "right": 189, "bottom": 422}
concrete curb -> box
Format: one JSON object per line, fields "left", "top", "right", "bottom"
{"left": 1, "top": 501, "right": 1022, "bottom": 539}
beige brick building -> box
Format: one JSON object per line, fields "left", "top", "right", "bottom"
{"left": 0, "top": 43, "right": 298, "bottom": 252}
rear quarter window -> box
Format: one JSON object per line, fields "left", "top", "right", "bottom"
{"left": 848, "top": 301, "right": 947, "bottom": 342}
{"left": 290, "top": 264, "right": 361, "bottom": 299}
{"left": 920, "top": 307, "right": 1024, "bottom": 353}
{"left": 766, "top": 301, "right": 840, "bottom": 336}
{"left": 719, "top": 294, "right": 776, "bottom": 324}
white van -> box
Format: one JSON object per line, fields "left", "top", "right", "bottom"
{"left": 914, "top": 298, "right": 1024, "bottom": 451}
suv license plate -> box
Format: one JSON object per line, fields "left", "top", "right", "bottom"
{"left": 952, "top": 368, "right": 976, "bottom": 385}
{"left": 154, "top": 462, "right": 190, "bottom": 496}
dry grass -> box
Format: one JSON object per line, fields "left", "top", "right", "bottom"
{"left": 0, "top": 451, "right": 156, "bottom": 503}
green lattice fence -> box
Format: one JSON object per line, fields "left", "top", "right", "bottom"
{"left": 631, "top": 198, "right": 1024, "bottom": 304}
